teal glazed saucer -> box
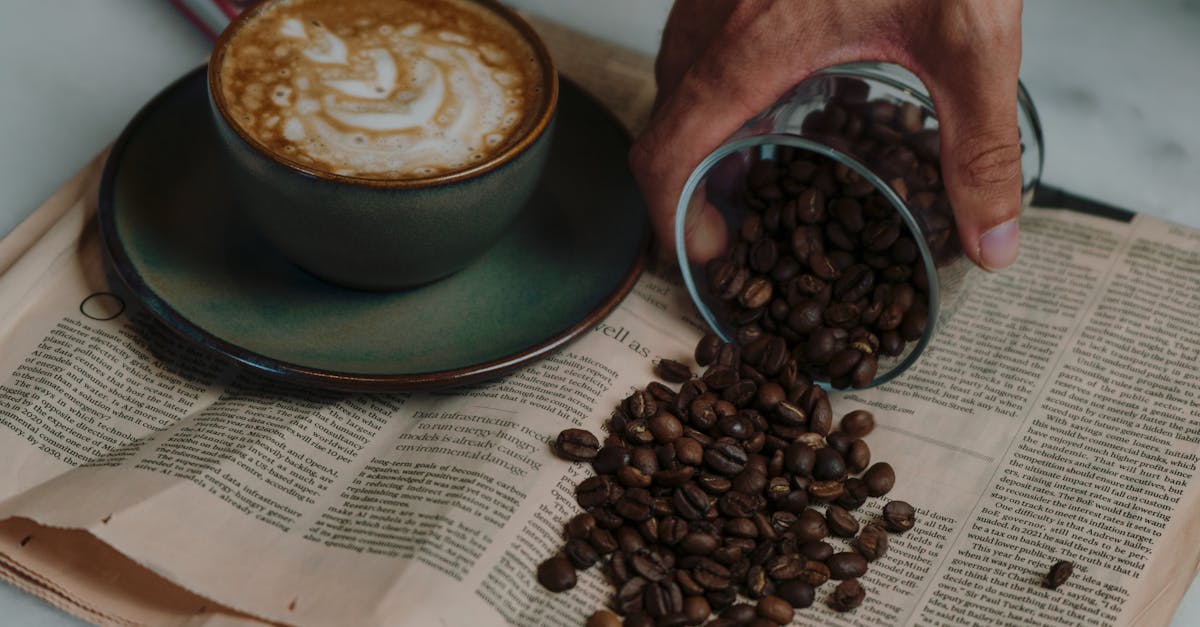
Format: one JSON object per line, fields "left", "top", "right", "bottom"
{"left": 98, "top": 66, "right": 648, "bottom": 391}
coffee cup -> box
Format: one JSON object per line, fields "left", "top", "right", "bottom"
{"left": 208, "top": 0, "right": 558, "bottom": 289}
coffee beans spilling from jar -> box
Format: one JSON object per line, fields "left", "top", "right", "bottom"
{"left": 701, "top": 93, "right": 960, "bottom": 389}
{"left": 539, "top": 333, "right": 917, "bottom": 624}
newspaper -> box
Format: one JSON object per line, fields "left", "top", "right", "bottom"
{"left": 2, "top": 15, "right": 1200, "bottom": 627}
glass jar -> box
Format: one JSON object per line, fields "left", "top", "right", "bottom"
{"left": 675, "top": 62, "right": 1044, "bottom": 389}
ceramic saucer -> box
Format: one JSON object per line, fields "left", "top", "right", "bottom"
{"left": 98, "top": 66, "right": 648, "bottom": 391}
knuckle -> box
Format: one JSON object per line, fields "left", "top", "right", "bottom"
{"left": 955, "top": 130, "right": 1022, "bottom": 190}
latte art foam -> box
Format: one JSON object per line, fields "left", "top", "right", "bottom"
{"left": 216, "top": 0, "right": 546, "bottom": 179}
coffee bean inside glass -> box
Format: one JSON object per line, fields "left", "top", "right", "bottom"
{"left": 675, "top": 62, "right": 1044, "bottom": 389}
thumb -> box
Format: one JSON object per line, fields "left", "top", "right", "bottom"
{"left": 934, "top": 80, "right": 1024, "bottom": 270}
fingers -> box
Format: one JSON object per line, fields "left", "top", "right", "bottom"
{"left": 912, "top": 1, "right": 1025, "bottom": 270}
{"left": 633, "top": 1, "right": 867, "bottom": 262}
{"left": 653, "top": 0, "right": 741, "bottom": 111}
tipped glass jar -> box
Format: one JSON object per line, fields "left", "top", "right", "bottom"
{"left": 675, "top": 62, "right": 1043, "bottom": 389}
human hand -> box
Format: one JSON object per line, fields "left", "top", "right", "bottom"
{"left": 631, "top": 0, "right": 1024, "bottom": 270}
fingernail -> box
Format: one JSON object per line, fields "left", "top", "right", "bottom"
{"left": 979, "top": 218, "right": 1019, "bottom": 270}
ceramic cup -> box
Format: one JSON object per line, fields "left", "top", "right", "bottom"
{"left": 207, "top": 0, "right": 558, "bottom": 290}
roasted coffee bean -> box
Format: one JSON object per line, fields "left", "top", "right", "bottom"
{"left": 632, "top": 549, "right": 673, "bottom": 582}
{"left": 585, "top": 609, "right": 622, "bottom": 627}
{"left": 782, "top": 442, "right": 815, "bottom": 476}
{"left": 830, "top": 578, "right": 866, "bottom": 612}
{"left": 626, "top": 390, "right": 658, "bottom": 419}
{"left": 631, "top": 446, "right": 660, "bottom": 475}
{"left": 756, "top": 596, "right": 794, "bottom": 624}
{"left": 855, "top": 523, "right": 888, "bottom": 561}
{"left": 683, "top": 595, "right": 711, "bottom": 625}
{"left": 537, "top": 555, "right": 577, "bottom": 592}
{"left": 657, "top": 358, "right": 694, "bottom": 384}
{"left": 680, "top": 531, "right": 721, "bottom": 556}
{"left": 840, "top": 410, "right": 875, "bottom": 438}
{"left": 617, "top": 577, "right": 649, "bottom": 614}
{"left": 799, "top": 541, "right": 834, "bottom": 563}
{"left": 592, "top": 445, "right": 631, "bottom": 476}
{"left": 745, "top": 565, "right": 772, "bottom": 599}
{"left": 826, "top": 348, "right": 862, "bottom": 378}
{"left": 774, "top": 401, "right": 807, "bottom": 428}
{"left": 846, "top": 439, "right": 871, "bottom": 474}
{"left": 722, "top": 381, "right": 759, "bottom": 408}
{"left": 576, "top": 476, "right": 613, "bottom": 509}
{"left": 646, "top": 380, "right": 678, "bottom": 405}
{"left": 825, "top": 431, "right": 854, "bottom": 455}
{"left": 718, "top": 491, "right": 762, "bottom": 518}
{"left": 813, "top": 447, "right": 847, "bottom": 481}
{"left": 674, "top": 483, "right": 712, "bottom": 520}
{"left": 588, "top": 523, "right": 619, "bottom": 554}
{"left": 775, "top": 580, "right": 815, "bottom": 610}
{"left": 593, "top": 508, "right": 624, "bottom": 531}
{"left": 837, "top": 478, "right": 869, "bottom": 510}
{"left": 675, "top": 437, "right": 704, "bottom": 466}
{"left": 716, "top": 413, "right": 754, "bottom": 441}
{"left": 882, "top": 500, "right": 916, "bottom": 532}
{"left": 705, "top": 441, "right": 749, "bottom": 476}
{"left": 697, "top": 472, "right": 733, "bottom": 495}
{"left": 808, "top": 480, "right": 845, "bottom": 502}
{"left": 565, "top": 512, "right": 596, "bottom": 541}
{"left": 732, "top": 468, "right": 768, "bottom": 495}
{"left": 826, "top": 505, "right": 860, "bottom": 538}
{"left": 739, "top": 277, "right": 774, "bottom": 310}
{"left": 617, "top": 526, "right": 648, "bottom": 554}
{"left": 863, "top": 462, "right": 896, "bottom": 497}
{"left": 695, "top": 334, "right": 722, "bottom": 367}
{"left": 556, "top": 428, "right": 600, "bottom": 461}
{"left": 617, "top": 465, "right": 652, "bottom": 488}
{"left": 649, "top": 412, "right": 685, "bottom": 443}
{"left": 1043, "top": 560, "right": 1074, "bottom": 590}
{"left": 797, "top": 560, "right": 831, "bottom": 587}
{"left": 692, "top": 558, "right": 732, "bottom": 590}
{"left": 654, "top": 467, "right": 696, "bottom": 488}
{"left": 807, "top": 395, "right": 834, "bottom": 435}
{"left": 719, "top": 603, "right": 757, "bottom": 625}
{"left": 834, "top": 265, "right": 874, "bottom": 302}
{"left": 565, "top": 538, "right": 600, "bottom": 569}
{"left": 827, "top": 552, "right": 868, "bottom": 580}
{"left": 703, "top": 365, "right": 740, "bottom": 390}
{"left": 616, "top": 488, "right": 654, "bottom": 521}
{"left": 625, "top": 419, "right": 655, "bottom": 445}
{"left": 791, "top": 509, "right": 828, "bottom": 543}
{"left": 764, "top": 553, "right": 805, "bottom": 581}
{"left": 659, "top": 516, "right": 689, "bottom": 546}
{"left": 850, "top": 354, "right": 878, "bottom": 388}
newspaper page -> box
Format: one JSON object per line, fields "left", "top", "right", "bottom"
{"left": 2, "top": 14, "right": 1200, "bottom": 627}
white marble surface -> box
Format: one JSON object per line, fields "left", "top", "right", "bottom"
{"left": 0, "top": 1, "right": 1197, "bottom": 625}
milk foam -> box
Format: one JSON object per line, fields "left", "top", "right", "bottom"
{"left": 217, "top": 0, "right": 545, "bottom": 179}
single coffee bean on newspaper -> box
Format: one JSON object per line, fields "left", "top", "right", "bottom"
{"left": 882, "top": 500, "right": 916, "bottom": 532}
{"left": 863, "top": 462, "right": 896, "bottom": 497}
{"left": 840, "top": 410, "right": 875, "bottom": 438}
{"left": 537, "top": 555, "right": 577, "bottom": 592}
{"left": 557, "top": 429, "right": 601, "bottom": 461}
{"left": 830, "top": 578, "right": 866, "bottom": 612}
{"left": 855, "top": 523, "right": 888, "bottom": 561}
{"left": 1043, "top": 560, "right": 1074, "bottom": 590}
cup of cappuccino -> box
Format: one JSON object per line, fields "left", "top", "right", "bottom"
{"left": 208, "top": 0, "right": 558, "bottom": 289}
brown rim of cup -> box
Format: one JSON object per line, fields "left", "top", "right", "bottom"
{"left": 207, "top": 0, "right": 559, "bottom": 189}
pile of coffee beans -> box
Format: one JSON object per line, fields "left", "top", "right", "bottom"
{"left": 538, "top": 333, "right": 916, "bottom": 625}
{"left": 703, "top": 93, "right": 957, "bottom": 389}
